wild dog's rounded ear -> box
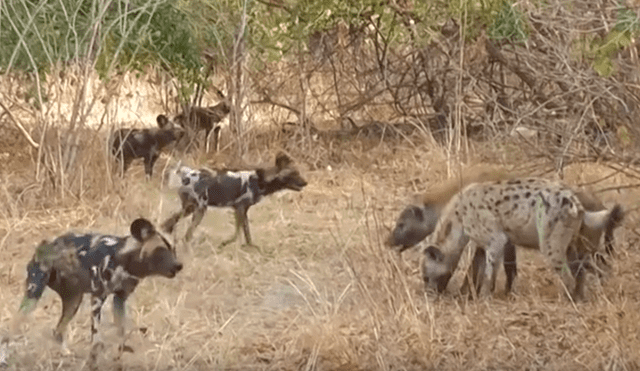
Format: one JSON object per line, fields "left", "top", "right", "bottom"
{"left": 275, "top": 152, "right": 292, "bottom": 169}
{"left": 157, "top": 115, "right": 170, "bottom": 129}
{"left": 424, "top": 245, "right": 445, "bottom": 262}
{"left": 131, "top": 218, "right": 156, "bottom": 242}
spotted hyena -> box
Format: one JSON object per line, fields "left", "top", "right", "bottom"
{"left": 387, "top": 166, "right": 622, "bottom": 296}
{"left": 9, "top": 218, "right": 183, "bottom": 370}
{"left": 420, "top": 177, "right": 622, "bottom": 301}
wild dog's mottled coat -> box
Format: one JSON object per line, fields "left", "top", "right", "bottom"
{"left": 110, "top": 114, "right": 184, "bottom": 177}
{"left": 174, "top": 89, "right": 230, "bottom": 152}
{"left": 421, "top": 177, "right": 622, "bottom": 300}
{"left": 162, "top": 152, "right": 308, "bottom": 246}
{"left": 12, "top": 218, "right": 182, "bottom": 370}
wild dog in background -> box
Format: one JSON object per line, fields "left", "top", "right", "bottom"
{"left": 162, "top": 152, "right": 308, "bottom": 247}
{"left": 9, "top": 218, "right": 183, "bottom": 370}
{"left": 387, "top": 165, "right": 622, "bottom": 296}
{"left": 110, "top": 114, "right": 185, "bottom": 178}
{"left": 174, "top": 89, "right": 230, "bottom": 153}
{"left": 421, "top": 177, "right": 623, "bottom": 301}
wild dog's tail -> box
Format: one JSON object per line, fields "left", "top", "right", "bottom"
{"left": 603, "top": 204, "right": 624, "bottom": 256}
{"left": 165, "top": 161, "right": 193, "bottom": 189}
{"left": 19, "top": 258, "right": 50, "bottom": 315}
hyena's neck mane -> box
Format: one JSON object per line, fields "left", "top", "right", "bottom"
{"left": 420, "top": 165, "right": 515, "bottom": 210}
{"left": 430, "top": 195, "right": 470, "bottom": 269}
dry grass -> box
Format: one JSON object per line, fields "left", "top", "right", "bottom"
{"left": 0, "top": 123, "right": 639, "bottom": 371}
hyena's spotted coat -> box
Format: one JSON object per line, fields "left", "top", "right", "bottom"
{"left": 421, "top": 177, "right": 622, "bottom": 301}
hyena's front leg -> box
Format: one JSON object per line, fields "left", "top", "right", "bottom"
{"left": 88, "top": 295, "right": 107, "bottom": 370}
{"left": 480, "top": 234, "right": 510, "bottom": 298}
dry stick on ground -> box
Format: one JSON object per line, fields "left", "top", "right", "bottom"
{"left": 0, "top": 100, "right": 39, "bottom": 149}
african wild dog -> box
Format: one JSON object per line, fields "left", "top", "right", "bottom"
{"left": 109, "top": 114, "right": 185, "bottom": 178}
{"left": 386, "top": 165, "right": 622, "bottom": 296}
{"left": 420, "top": 177, "right": 623, "bottom": 301}
{"left": 174, "top": 89, "right": 230, "bottom": 153}
{"left": 162, "top": 152, "right": 308, "bottom": 247}
{"left": 10, "top": 218, "right": 182, "bottom": 370}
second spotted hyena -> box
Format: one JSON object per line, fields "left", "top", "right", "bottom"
{"left": 421, "top": 177, "right": 622, "bottom": 301}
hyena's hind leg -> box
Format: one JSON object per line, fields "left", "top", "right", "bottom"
{"left": 539, "top": 213, "right": 584, "bottom": 301}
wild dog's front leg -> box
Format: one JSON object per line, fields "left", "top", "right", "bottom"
{"left": 113, "top": 293, "right": 134, "bottom": 355}
{"left": 220, "top": 205, "right": 252, "bottom": 247}
{"left": 162, "top": 199, "right": 197, "bottom": 234}
{"left": 88, "top": 295, "right": 107, "bottom": 370}
{"left": 53, "top": 293, "right": 83, "bottom": 351}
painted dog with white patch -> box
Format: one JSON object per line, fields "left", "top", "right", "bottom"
{"left": 162, "top": 152, "right": 308, "bottom": 247}
{"left": 10, "top": 218, "right": 182, "bottom": 370}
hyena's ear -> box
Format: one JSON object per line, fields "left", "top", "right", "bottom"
{"left": 131, "top": 218, "right": 156, "bottom": 242}
{"left": 409, "top": 206, "right": 425, "bottom": 221}
{"left": 424, "top": 245, "right": 445, "bottom": 262}
{"left": 275, "top": 152, "right": 293, "bottom": 169}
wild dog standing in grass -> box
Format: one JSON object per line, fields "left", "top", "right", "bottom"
{"left": 174, "top": 89, "right": 230, "bottom": 153}
{"left": 110, "top": 114, "right": 185, "bottom": 178}
{"left": 387, "top": 165, "right": 622, "bottom": 296}
{"left": 10, "top": 218, "right": 182, "bottom": 370}
{"left": 162, "top": 152, "right": 308, "bottom": 247}
{"left": 420, "top": 177, "right": 623, "bottom": 301}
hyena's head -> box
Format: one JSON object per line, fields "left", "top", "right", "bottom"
{"left": 258, "top": 152, "right": 308, "bottom": 194}
{"left": 386, "top": 204, "right": 439, "bottom": 252}
{"left": 121, "top": 218, "right": 183, "bottom": 278}
{"left": 421, "top": 245, "right": 454, "bottom": 293}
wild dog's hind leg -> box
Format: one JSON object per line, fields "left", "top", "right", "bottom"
{"left": 184, "top": 206, "right": 206, "bottom": 242}
{"left": 53, "top": 292, "right": 83, "bottom": 351}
